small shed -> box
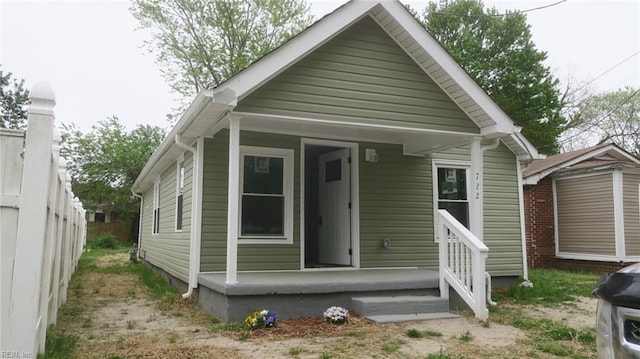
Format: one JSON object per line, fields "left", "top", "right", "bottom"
{"left": 523, "top": 144, "right": 640, "bottom": 272}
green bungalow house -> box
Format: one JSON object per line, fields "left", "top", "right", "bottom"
{"left": 132, "top": 0, "right": 541, "bottom": 322}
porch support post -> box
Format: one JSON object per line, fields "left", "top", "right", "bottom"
{"left": 469, "top": 137, "right": 483, "bottom": 241}
{"left": 226, "top": 114, "right": 240, "bottom": 285}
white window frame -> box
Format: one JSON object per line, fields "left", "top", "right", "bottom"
{"left": 152, "top": 177, "right": 161, "bottom": 235}
{"left": 238, "top": 146, "right": 294, "bottom": 244}
{"left": 432, "top": 160, "right": 471, "bottom": 242}
{"left": 175, "top": 155, "right": 185, "bottom": 232}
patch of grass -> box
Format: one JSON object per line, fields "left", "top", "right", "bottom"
{"left": 577, "top": 328, "right": 596, "bottom": 344}
{"left": 38, "top": 332, "right": 78, "bottom": 359}
{"left": 288, "top": 346, "right": 304, "bottom": 356}
{"left": 59, "top": 305, "right": 83, "bottom": 320}
{"left": 126, "top": 320, "right": 137, "bottom": 329}
{"left": 405, "top": 328, "right": 443, "bottom": 339}
{"left": 495, "top": 268, "right": 599, "bottom": 305}
{"left": 382, "top": 339, "right": 405, "bottom": 354}
{"left": 427, "top": 349, "right": 452, "bottom": 359}
{"left": 210, "top": 320, "right": 245, "bottom": 332}
{"left": 458, "top": 330, "right": 473, "bottom": 342}
{"left": 168, "top": 332, "right": 180, "bottom": 343}
{"left": 88, "top": 233, "right": 118, "bottom": 249}
{"left": 82, "top": 317, "right": 93, "bottom": 328}
{"left": 320, "top": 353, "right": 332, "bottom": 359}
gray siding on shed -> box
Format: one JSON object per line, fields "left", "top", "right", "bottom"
{"left": 200, "top": 130, "right": 301, "bottom": 272}
{"left": 139, "top": 152, "right": 194, "bottom": 282}
{"left": 235, "top": 17, "right": 478, "bottom": 134}
{"left": 556, "top": 173, "right": 616, "bottom": 256}
{"left": 623, "top": 172, "right": 640, "bottom": 256}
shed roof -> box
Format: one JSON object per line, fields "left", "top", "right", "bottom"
{"left": 523, "top": 143, "right": 640, "bottom": 185}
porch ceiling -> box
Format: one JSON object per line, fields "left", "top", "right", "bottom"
{"left": 232, "top": 111, "right": 477, "bottom": 155}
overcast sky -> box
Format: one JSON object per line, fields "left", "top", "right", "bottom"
{"left": 1, "top": 0, "right": 639, "bottom": 132}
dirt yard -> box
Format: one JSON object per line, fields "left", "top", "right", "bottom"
{"left": 50, "top": 250, "right": 598, "bottom": 358}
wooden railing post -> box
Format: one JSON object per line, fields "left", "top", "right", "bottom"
{"left": 7, "top": 82, "right": 56, "bottom": 355}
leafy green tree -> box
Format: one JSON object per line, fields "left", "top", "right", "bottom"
{"left": 560, "top": 87, "right": 640, "bottom": 155}
{"left": 418, "top": 0, "right": 564, "bottom": 154}
{"left": 61, "top": 117, "right": 165, "bottom": 241}
{"left": 1, "top": 65, "right": 30, "bottom": 130}
{"left": 130, "top": 0, "right": 314, "bottom": 116}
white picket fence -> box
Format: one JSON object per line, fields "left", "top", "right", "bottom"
{"left": 0, "top": 83, "right": 86, "bottom": 356}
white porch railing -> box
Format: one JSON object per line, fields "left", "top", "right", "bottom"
{"left": 437, "top": 209, "right": 489, "bottom": 321}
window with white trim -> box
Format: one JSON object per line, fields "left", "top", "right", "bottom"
{"left": 176, "top": 158, "right": 185, "bottom": 231}
{"left": 239, "top": 146, "right": 294, "bottom": 244}
{"left": 152, "top": 178, "right": 161, "bottom": 234}
{"left": 436, "top": 166, "right": 469, "bottom": 228}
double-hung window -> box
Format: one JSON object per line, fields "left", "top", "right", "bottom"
{"left": 176, "top": 158, "right": 185, "bottom": 231}
{"left": 435, "top": 165, "right": 469, "bottom": 229}
{"left": 152, "top": 178, "right": 161, "bottom": 234}
{"left": 239, "top": 146, "right": 294, "bottom": 244}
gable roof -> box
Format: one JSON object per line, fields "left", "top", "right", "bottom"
{"left": 133, "top": 0, "right": 540, "bottom": 193}
{"left": 523, "top": 143, "right": 640, "bottom": 185}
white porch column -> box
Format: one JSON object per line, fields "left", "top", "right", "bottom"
{"left": 470, "top": 137, "right": 483, "bottom": 241}
{"left": 226, "top": 115, "right": 240, "bottom": 285}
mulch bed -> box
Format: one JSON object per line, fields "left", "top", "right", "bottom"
{"left": 247, "top": 315, "right": 374, "bottom": 339}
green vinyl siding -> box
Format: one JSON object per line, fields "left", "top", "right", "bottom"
{"left": 623, "top": 173, "right": 640, "bottom": 256}
{"left": 360, "top": 143, "right": 435, "bottom": 268}
{"left": 433, "top": 143, "right": 524, "bottom": 276}
{"left": 483, "top": 144, "right": 523, "bottom": 276}
{"left": 139, "top": 152, "right": 194, "bottom": 282}
{"left": 200, "top": 130, "right": 300, "bottom": 272}
{"left": 236, "top": 17, "right": 478, "bottom": 134}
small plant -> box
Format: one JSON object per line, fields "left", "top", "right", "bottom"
{"left": 459, "top": 330, "right": 473, "bottom": 342}
{"left": 244, "top": 309, "right": 277, "bottom": 330}
{"left": 289, "top": 346, "right": 303, "bottom": 356}
{"left": 323, "top": 306, "right": 349, "bottom": 324}
{"left": 406, "top": 328, "right": 423, "bottom": 338}
{"left": 382, "top": 339, "right": 405, "bottom": 354}
{"left": 91, "top": 233, "right": 118, "bottom": 249}
{"left": 126, "top": 320, "right": 137, "bottom": 329}
{"left": 82, "top": 317, "right": 93, "bottom": 328}
{"left": 168, "top": 332, "right": 179, "bottom": 343}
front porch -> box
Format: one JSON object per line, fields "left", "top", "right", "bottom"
{"left": 196, "top": 268, "right": 442, "bottom": 321}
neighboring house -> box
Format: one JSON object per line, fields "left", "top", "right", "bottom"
{"left": 86, "top": 203, "right": 129, "bottom": 242}
{"left": 132, "top": 0, "right": 540, "bottom": 321}
{"left": 523, "top": 143, "right": 640, "bottom": 272}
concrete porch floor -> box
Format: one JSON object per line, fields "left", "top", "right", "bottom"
{"left": 195, "top": 268, "right": 442, "bottom": 320}
{"left": 197, "top": 268, "right": 440, "bottom": 295}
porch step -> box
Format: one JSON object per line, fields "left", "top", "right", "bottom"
{"left": 351, "top": 295, "right": 451, "bottom": 318}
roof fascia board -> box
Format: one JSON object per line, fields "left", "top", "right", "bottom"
{"left": 378, "top": 1, "right": 515, "bottom": 136}
{"left": 524, "top": 144, "right": 640, "bottom": 184}
{"left": 133, "top": 90, "right": 214, "bottom": 193}
{"left": 211, "top": 0, "right": 377, "bottom": 101}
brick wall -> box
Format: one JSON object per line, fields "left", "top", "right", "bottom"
{"left": 524, "top": 176, "right": 555, "bottom": 268}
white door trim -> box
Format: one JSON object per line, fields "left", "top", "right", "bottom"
{"left": 300, "top": 138, "right": 360, "bottom": 270}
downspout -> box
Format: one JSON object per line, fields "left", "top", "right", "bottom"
{"left": 481, "top": 138, "right": 500, "bottom": 306}
{"left": 131, "top": 189, "right": 144, "bottom": 256}
{"left": 516, "top": 156, "right": 530, "bottom": 282}
{"left": 175, "top": 134, "right": 200, "bottom": 299}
